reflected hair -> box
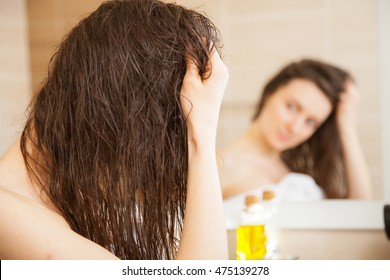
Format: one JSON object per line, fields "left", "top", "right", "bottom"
{"left": 20, "top": 0, "right": 221, "bottom": 259}
{"left": 252, "top": 59, "right": 351, "bottom": 198}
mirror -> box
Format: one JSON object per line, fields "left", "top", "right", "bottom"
{"left": 207, "top": 0, "right": 385, "bottom": 200}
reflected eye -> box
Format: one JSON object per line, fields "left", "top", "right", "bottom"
{"left": 286, "top": 102, "right": 297, "bottom": 111}
{"left": 305, "top": 118, "right": 317, "bottom": 129}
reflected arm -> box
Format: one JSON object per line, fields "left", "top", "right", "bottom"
{"left": 339, "top": 126, "right": 372, "bottom": 199}
{"left": 337, "top": 81, "right": 372, "bottom": 199}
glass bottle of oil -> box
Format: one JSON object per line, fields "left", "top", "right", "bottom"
{"left": 261, "top": 190, "right": 279, "bottom": 259}
{"left": 236, "top": 195, "right": 267, "bottom": 260}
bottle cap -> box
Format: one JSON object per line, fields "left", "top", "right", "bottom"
{"left": 262, "top": 190, "right": 275, "bottom": 200}
{"left": 245, "top": 195, "right": 259, "bottom": 206}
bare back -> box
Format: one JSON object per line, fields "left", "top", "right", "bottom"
{"left": 0, "top": 141, "right": 118, "bottom": 259}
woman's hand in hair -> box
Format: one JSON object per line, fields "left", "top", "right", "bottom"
{"left": 176, "top": 48, "right": 229, "bottom": 259}
{"left": 336, "top": 80, "right": 372, "bottom": 199}
{"left": 336, "top": 80, "right": 360, "bottom": 132}
{"left": 180, "top": 48, "right": 229, "bottom": 144}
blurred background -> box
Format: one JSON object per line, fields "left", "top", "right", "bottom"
{"left": 0, "top": 0, "right": 385, "bottom": 200}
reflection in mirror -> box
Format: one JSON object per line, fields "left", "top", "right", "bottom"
{"left": 210, "top": 0, "right": 383, "bottom": 201}
{"left": 219, "top": 59, "right": 372, "bottom": 203}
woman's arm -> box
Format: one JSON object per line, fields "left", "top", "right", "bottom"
{"left": 176, "top": 48, "right": 229, "bottom": 259}
{"left": 337, "top": 81, "right": 372, "bottom": 199}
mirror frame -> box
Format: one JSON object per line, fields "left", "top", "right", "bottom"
{"left": 379, "top": 0, "right": 390, "bottom": 203}
{"left": 272, "top": 200, "right": 384, "bottom": 229}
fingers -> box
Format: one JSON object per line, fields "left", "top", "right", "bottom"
{"left": 182, "top": 55, "right": 202, "bottom": 95}
{"left": 205, "top": 47, "right": 229, "bottom": 84}
{"left": 343, "top": 80, "right": 359, "bottom": 100}
{"left": 185, "top": 38, "right": 215, "bottom": 77}
{"left": 208, "top": 46, "right": 220, "bottom": 65}
{"left": 182, "top": 44, "right": 228, "bottom": 89}
{"left": 184, "top": 55, "right": 201, "bottom": 84}
{"left": 185, "top": 55, "right": 198, "bottom": 75}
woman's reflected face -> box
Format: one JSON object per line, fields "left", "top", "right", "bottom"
{"left": 256, "top": 79, "right": 332, "bottom": 152}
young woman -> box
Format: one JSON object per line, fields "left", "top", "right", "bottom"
{"left": 0, "top": 0, "right": 229, "bottom": 260}
{"left": 220, "top": 59, "right": 371, "bottom": 204}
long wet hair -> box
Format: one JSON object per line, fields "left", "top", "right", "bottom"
{"left": 252, "top": 59, "right": 351, "bottom": 198}
{"left": 20, "top": 0, "right": 221, "bottom": 259}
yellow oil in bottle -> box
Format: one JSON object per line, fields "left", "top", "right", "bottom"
{"left": 236, "top": 224, "right": 267, "bottom": 260}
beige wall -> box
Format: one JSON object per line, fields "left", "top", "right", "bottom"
{"left": 0, "top": 0, "right": 31, "bottom": 155}
{"left": 27, "top": 0, "right": 105, "bottom": 93}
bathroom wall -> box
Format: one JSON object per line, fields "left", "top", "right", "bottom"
{"left": 27, "top": 0, "right": 104, "bottom": 93}
{"left": 0, "top": 0, "right": 31, "bottom": 155}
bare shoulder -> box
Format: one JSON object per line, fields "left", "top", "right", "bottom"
{"left": 218, "top": 149, "right": 259, "bottom": 198}
{"left": 218, "top": 143, "right": 288, "bottom": 198}
{"left": 0, "top": 187, "right": 118, "bottom": 259}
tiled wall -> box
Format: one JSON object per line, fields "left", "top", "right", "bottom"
{"left": 4, "top": 0, "right": 383, "bottom": 199}
{"left": 0, "top": 0, "right": 31, "bottom": 155}
{"left": 27, "top": 0, "right": 105, "bottom": 93}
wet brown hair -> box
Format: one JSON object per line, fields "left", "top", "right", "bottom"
{"left": 20, "top": 0, "right": 221, "bottom": 259}
{"left": 252, "top": 59, "right": 351, "bottom": 198}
